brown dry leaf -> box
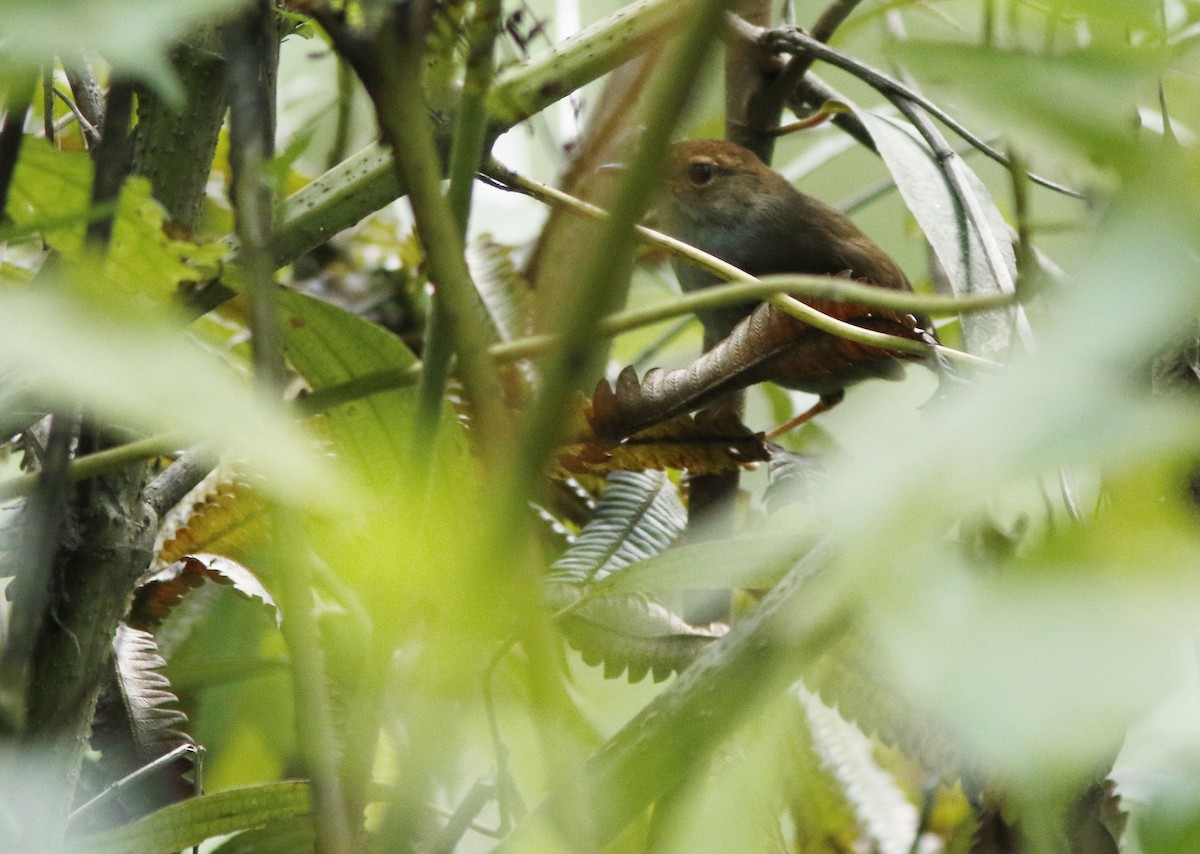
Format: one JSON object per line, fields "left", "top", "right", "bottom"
{"left": 589, "top": 301, "right": 929, "bottom": 441}
{"left": 129, "top": 554, "right": 279, "bottom": 630}
{"left": 156, "top": 479, "right": 270, "bottom": 567}
{"left": 555, "top": 395, "right": 768, "bottom": 477}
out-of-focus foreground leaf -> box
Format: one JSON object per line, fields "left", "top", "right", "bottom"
{"left": 70, "top": 781, "right": 311, "bottom": 854}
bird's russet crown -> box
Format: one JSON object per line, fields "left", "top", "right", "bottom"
{"left": 663, "top": 140, "right": 792, "bottom": 233}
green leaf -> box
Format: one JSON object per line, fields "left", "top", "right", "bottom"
{"left": 5, "top": 140, "right": 226, "bottom": 309}
{"left": 548, "top": 471, "right": 686, "bottom": 583}
{"left": 589, "top": 533, "right": 814, "bottom": 594}
{"left": 70, "top": 781, "right": 311, "bottom": 854}
{"left": 548, "top": 582, "right": 726, "bottom": 682}
{"left": 209, "top": 814, "right": 315, "bottom": 853}
{"left": 5, "top": 139, "right": 91, "bottom": 248}
{"left": 278, "top": 289, "right": 452, "bottom": 495}
{"left": 546, "top": 471, "right": 727, "bottom": 682}
{"left": 810, "top": 183, "right": 1200, "bottom": 786}
{"left": 853, "top": 109, "right": 1018, "bottom": 360}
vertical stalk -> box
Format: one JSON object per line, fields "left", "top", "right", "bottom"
{"left": 227, "top": 6, "right": 350, "bottom": 853}
{"left": 413, "top": 0, "right": 503, "bottom": 467}
{"left": 325, "top": 56, "right": 355, "bottom": 171}
{"left": 358, "top": 11, "right": 508, "bottom": 463}
{"left": 227, "top": 2, "right": 285, "bottom": 388}
{"left": 0, "top": 74, "right": 36, "bottom": 214}
{"left": 484, "top": 6, "right": 733, "bottom": 840}
{"left": 85, "top": 80, "right": 133, "bottom": 246}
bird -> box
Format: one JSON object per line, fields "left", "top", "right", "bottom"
{"left": 656, "top": 139, "right": 937, "bottom": 428}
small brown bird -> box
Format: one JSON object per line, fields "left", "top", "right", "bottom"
{"left": 658, "top": 139, "right": 936, "bottom": 421}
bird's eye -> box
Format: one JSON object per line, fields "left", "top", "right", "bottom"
{"left": 687, "top": 161, "right": 716, "bottom": 186}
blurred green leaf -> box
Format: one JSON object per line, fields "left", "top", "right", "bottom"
{"left": 890, "top": 42, "right": 1164, "bottom": 165}
{"left": 808, "top": 178, "right": 1200, "bottom": 787}
{"left": 0, "top": 290, "right": 336, "bottom": 503}
{"left": 208, "top": 814, "right": 315, "bottom": 853}
{"left": 0, "top": 0, "right": 251, "bottom": 99}
{"left": 71, "top": 781, "right": 310, "bottom": 854}
{"left": 588, "top": 533, "right": 814, "bottom": 594}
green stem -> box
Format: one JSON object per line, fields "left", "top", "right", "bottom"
{"left": 0, "top": 432, "right": 187, "bottom": 504}
{"left": 413, "top": 0, "right": 503, "bottom": 467}
{"left": 357, "top": 16, "right": 506, "bottom": 462}
{"left": 273, "top": 510, "right": 352, "bottom": 854}
{"left": 446, "top": 0, "right": 502, "bottom": 234}
{"left": 489, "top": 277, "right": 1012, "bottom": 362}
{"left": 326, "top": 56, "right": 355, "bottom": 172}
{"left": 229, "top": 8, "right": 350, "bottom": 852}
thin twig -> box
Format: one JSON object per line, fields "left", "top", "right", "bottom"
{"left": 51, "top": 88, "right": 101, "bottom": 147}
{"left": 42, "top": 66, "right": 54, "bottom": 142}
{"left": 768, "top": 0, "right": 868, "bottom": 110}
{"left": 791, "top": 72, "right": 877, "bottom": 151}
{"left": 61, "top": 52, "right": 105, "bottom": 134}
{"left": 1007, "top": 145, "right": 1036, "bottom": 301}
{"left": 430, "top": 780, "right": 500, "bottom": 852}
{"left": 0, "top": 431, "right": 186, "bottom": 504}
{"left": 69, "top": 744, "right": 201, "bottom": 824}
{"left": 326, "top": 56, "right": 355, "bottom": 171}
{"left": 482, "top": 637, "right": 522, "bottom": 833}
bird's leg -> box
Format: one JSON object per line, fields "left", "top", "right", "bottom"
{"left": 765, "top": 389, "right": 844, "bottom": 440}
